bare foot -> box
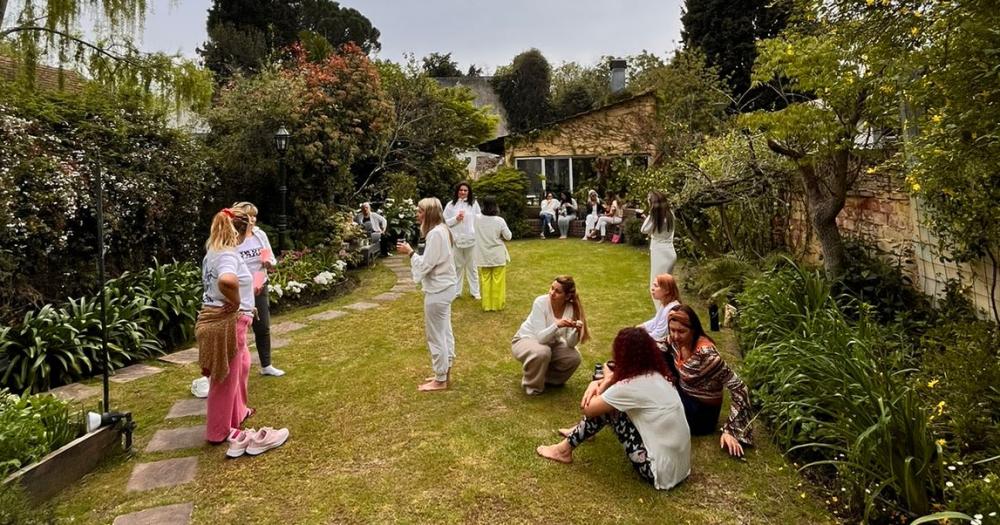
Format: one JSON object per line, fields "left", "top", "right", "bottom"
{"left": 536, "top": 441, "right": 573, "bottom": 464}
{"left": 418, "top": 380, "right": 448, "bottom": 392}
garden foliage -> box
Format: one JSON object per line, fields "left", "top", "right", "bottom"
{"left": 474, "top": 167, "right": 531, "bottom": 239}
{"left": 0, "top": 389, "right": 80, "bottom": 477}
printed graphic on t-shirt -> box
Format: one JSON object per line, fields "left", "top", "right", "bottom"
{"left": 202, "top": 266, "right": 218, "bottom": 304}
{"left": 239, "top": 247, "right": 262, "bottom": 261}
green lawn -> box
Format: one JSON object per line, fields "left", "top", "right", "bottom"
{"left": 52, "top": 239, "right": 834, "bottom": 524}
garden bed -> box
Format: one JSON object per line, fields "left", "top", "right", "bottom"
{"left": 4, "top": 425, "right": 124, "bottom": 504}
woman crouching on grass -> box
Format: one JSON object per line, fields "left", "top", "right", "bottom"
{"left": 667, "top": 305, "right": 752, "bottom": 457}
{"left": 537, "top": 327, "right": 691, "bottom": 490}
{"left": 196, "top": 208, "right": 289, "bottom": 458}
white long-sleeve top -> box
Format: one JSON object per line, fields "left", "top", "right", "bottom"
{"left": 641, "top": 213, "right": 675, "bottom": 244}
{"left": 410, "top": 223, "right": 457, "bottom": 294}
{"left": 642, "top": 300, "right": 680, "bottom": 344}
{"left": 444, "top": 198, "right": 481, "bottom": 248}
{"left": 474, "top": 215, "right": 511, "bottom": 267}
{"left": 539, "top": 198, "right": 560, "bottom": 217}
{"left": 513, "top": 294, "right": 581, "bottom": 347}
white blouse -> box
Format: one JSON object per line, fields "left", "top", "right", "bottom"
{"left": 642, "top": 300, "right": 680, "bottom": 344}
{"left": 410, "top": 223, "right": 457, "bottom": 294}
{"left": 641, "top": 213, "right": 675, "bottom": 244}
{"left": 513, "top": 294, "right": 581, "bottom": 347}
{"left": 444, "top": 199, "right": 481, "bottom": 248}
{"left": 474, "top": 215, "right": 512, "bottom": 267}
{"left": 539, "top": 198, "right": 560, "bottom": 217}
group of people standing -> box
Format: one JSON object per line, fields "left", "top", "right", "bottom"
{"left": 194, "top": 183, "right": 751, "bottom": 490}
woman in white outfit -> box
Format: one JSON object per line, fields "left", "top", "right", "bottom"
{"left": 641, "top": 191, "right": 677, "bottom": 310}
{"left": 556, "top": 191, "right": 577, "bottom": 239}
{"left": 594, "top": 191, "right": 623, "bottom": 242}
{"left": 443, "top": 181, "right": 481, "bottom": 300}
{"left": 538, "top": 192, "right": 560, "bottom": 238}
{"left": 396, "top": 198, "right": 458, "bottom": 392}
{"left": 582, "top": 190, "right": 603, "bottom": 240}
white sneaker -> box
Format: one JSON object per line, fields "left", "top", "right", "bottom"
{"left": 246, "top": 427, "right": 290, "bottom": 456}
{"left": 261, "top": 365, "right": 285, "bottom": 377}
{"left": 191, "top": 377, "right": 209, "bottom": 398}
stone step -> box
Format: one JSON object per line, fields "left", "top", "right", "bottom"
{"left": 306, "top": 310, "right": 348, "bottom": 322}
{"left": 372, "top": 292, "right": 404, "bottom": 302}
{"left": 343, "top": 302, "right": 379, "bottom": 311}
{"left": 111, "top": 364, "right": 163, "bottom": 383}
{"left": 159, "top": 348, "right": 199, "bottom": 365}
{"left": 145, "top": 426, "right": 206, "bottom": 453}
{"left": 126, "top": 457, "right": 198, "bottom": 492}
{"left": 113, "top": 502, "right": 193, "bottom": 525}
{"left": 165, "top": 399, "right": 206, "bottom": 419}
{"left": 271, "top": 321, "right": 307, "bottom": 335}
{"left": 48, "top": 382, "right": 100, "bottom": 402}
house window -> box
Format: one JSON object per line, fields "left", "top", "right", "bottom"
{"left": 544, "top": 158, "right": 571, "bottom": 196}
{"left": 515, "top": 158, "right": 544, "bottom": 198}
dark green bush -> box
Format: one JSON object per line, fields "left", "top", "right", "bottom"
{"left": 834, "top": 238, "right": 933, "bottom": 325}
{"left": 475, "top": 167, "right": 530, "bottom": 238}
{"left": 0, "top": 481, "right": 55, "bottom": 524}
{"left": 0, "top": 390, "right": 80, "bottom": 478}
{"left": 623, "top": 217, "right": 645, "bottom": 246}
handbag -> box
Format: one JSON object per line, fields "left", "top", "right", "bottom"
{"left": 610, "top": 232, "right": 622, "bottom": 244}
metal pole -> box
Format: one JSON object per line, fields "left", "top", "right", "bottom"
{"left": 96, "top": 158, "right": 110, "bottom": 413}
{"left": 278, "top": 153, "right": 287, "bottom": 252}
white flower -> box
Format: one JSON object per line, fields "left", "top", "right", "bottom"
{"left": 945, "top": 481, "right": 954, "bottom": 488}
{"left": 314, "top": 271, "right": 335, "bottom": 285}
{"left": 286, "top": 280, "right": 307, "bottom": 295}
{"left": 398, "top": 213, "right": 404, "bottom": 218}
{"left": 268, "top": 284, "right": 283, "bottom": 298}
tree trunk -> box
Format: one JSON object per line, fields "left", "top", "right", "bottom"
{"left": 800, "top": 162, "right": 848, "bottom": 278}
{"left": 0, "top": 0, "right": 7, "bottom": 28}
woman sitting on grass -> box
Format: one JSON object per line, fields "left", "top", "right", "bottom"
{"left": 537, "top": 327, "right": 691, "bottom": 491}
{"left": 639, "top": 273, "right": 682, "bottom": 348}
{"left": 666, "top": 305, "right": 752, "bottom": 457}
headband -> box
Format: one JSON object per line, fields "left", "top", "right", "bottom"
{"left": 221, "top": 208, "right": 235, "bottom": 218}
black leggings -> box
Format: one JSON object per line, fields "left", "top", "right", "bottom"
{"left": 678, "top": 390, "right": 722, "bottom": 436}
{"left": 566, "top": 412, "right": 655, "bottom": 485}
{"left": 252, "top": 287, "right": 272, "bottom": 367}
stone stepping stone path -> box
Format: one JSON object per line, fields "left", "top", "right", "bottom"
{"left": 49, "top": 382, "right": 100, "bottom": 402}
{"left": 111, "top": 256, "right": 420, "bottom": 523}
{"left": 306, "top": 310, "right": 347, "bottom": 321}
{"left": 145, "top": 426, "right": 206, "bottom": 453}
{"left": 111, "top": 364, "right": 164, "bottom": 383}
{"left": 271, "top": 321, "right": 307, "bottom": 335}
{"left": 344, "top": 301, "right": 379, "bottom": 311}
{"left": 158, "top": 348, "right": 199, "bottom": 365}
{"left": 126, "top": 457, "right": 198, "bottom": 492}
{"left": 165, "top": 399, "right": 206, "bottom": 419}
{"left": 113, "top": 502, "right": 193, "bottom": 525}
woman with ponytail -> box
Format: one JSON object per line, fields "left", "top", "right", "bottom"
{"left": 196, "top": 208, "right": 289, "bottom": 457}
{"left": 536, "top": 327, "right": 690, "bottom": 490}
{"left": 511, "top": 276, "right": 590, "bottom": 395}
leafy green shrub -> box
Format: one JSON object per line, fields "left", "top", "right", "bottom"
{"left": 739, "top": 263, "right": 945, "bottom": 521}
{"left": 690, "top": 252, "right": 791, "bottom": 306}
{"left": 376, "top": 198, "right": 418, "bottom": 242}
{"left": 267, "top": 248, "right": 350, "bottom": 310}
{"left": 623, "top": 217, "right": 645, "bottom": 246}
{"left": 0, "top": 389, "right": 80, "bottom": 477}
{"left": 0, "top": 481, "right": 55, "bottom": 524}
{"left": 475, "top": 167, "right": 530, "bottom": 238}
{"left": 834, "top": 239, "right": 932, "bottom": 325}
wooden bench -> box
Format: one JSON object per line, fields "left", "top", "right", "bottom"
{"left": 524, "top": 207, "right": 639, "bottom": 239}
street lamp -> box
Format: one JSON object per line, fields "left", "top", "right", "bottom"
{"left": 273, "top": 126, "right": 291, "bottom": 252}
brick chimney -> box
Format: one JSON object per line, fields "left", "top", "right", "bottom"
{"left": 609, "top": 59, "right": 627, "bottom": 94}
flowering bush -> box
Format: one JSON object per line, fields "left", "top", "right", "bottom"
{"left": 267, "top": 248, "right": 349, "bottom": 306}
{"left": 378, "top": 197, "right": 418, "bottom": 240}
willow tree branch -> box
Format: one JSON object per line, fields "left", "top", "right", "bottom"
{"left": 0, "top": 26, "right": 142, "bottom": 67}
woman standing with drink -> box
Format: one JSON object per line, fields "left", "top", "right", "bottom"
{"left": 641, "top": 192, "right": 677, "bottom": 310}
{"left": 474, "top": 196, "right": 512, "bottom": 311}
{"left": 397, "top": 198, "right": 458, "bottom": 392}
{"left": 443, "top": 181, "right": 481, "bottom": 300}
{"left": 232, "top": 201, "right": 284, "bottom": 377}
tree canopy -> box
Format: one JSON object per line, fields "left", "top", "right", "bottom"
{"left": 421, "top": 52, "right": 462, "bottom": 77}
{"left": 491, "top": 48, "right": 552, "bottom": 133}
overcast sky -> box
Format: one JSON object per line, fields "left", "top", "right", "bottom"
{"left": 134, "top": 0, "right": 685, "bottom": 71}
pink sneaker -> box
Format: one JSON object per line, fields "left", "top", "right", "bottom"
{"left": 245, "top": 427, "right": 289, "bottom": 456}
{"left": 226, "top": 428, "right": 255, "bottom": 458}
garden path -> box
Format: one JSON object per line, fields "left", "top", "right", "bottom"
{"left": 52, "top": 242, "right": 834, "bottom": 524}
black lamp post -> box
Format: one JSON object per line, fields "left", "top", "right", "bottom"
{"left": 273, "top": 126, "right": 291, "bottom": 253}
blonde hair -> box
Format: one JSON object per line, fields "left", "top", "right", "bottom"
{"left": 555, "top": 275, "right": 591, "bottom": 343}
{"left": 655, "top": 273, "right": 681, "bottom": 306}
{"left": 231, "top": 201, "right": 258, "bottom": 217}
{"left": 418, "top": 197, "right": 449, "bottom": 241}
{"left": 205, "top": 208, "right": 250, "bottom": 251}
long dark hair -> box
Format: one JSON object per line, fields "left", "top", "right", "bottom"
{"left": 451, "top": 181, "right": 476, "bottom": 206}
{"left": 481, "top": 195, "right": 499, "bottom": 216}
{"left": 668, "top": 305, "right": 714, "bottom": 355}
{"left": 648, "top": 191, "right": 674, "bottom": 234}
{"left": 609, "top": 327, "right": 673, "bottom": 385}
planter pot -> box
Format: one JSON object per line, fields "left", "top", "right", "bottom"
{"left": 3, "top": 425, "right": 124, "bottom": 503}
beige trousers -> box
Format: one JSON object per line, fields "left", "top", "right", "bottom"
{"left": 511, "top": 338, "right": 581, "bottom": 394}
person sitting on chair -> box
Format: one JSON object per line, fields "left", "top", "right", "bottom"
{"left": 354, "top": 202, "right": 387, "bottom": 254}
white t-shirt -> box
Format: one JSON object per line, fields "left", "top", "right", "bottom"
{"left": 237, "top": 234, "right": 265, "bottom": 275}
{"left": 444, "top": 199, "right": 481, "bottom": 248}
{"left": 513, "top": 295, "right": 580, "bottom": 347}
{"left": 410, "top": 223, "right": 458, "bottom": 294}
{"left": 602, "top": 373, "right": 691, "bottom": 490}
{"left": 201, "top": 249, "right": 254, "bottom": 313}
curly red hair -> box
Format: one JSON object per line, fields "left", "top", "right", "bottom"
{"left": 610, "top": 327, "right": 674, "bottom": 385}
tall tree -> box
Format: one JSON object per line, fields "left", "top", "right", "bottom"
{"left": 681, "top": 0, "right": 790, "bottom": 110}
{"left": 199, "top": 0, "right": 380, "bottom": 81}
{"left": 550, "top": 60, "right": 610, "bottom": 119}
{"left": 421, "top": 52, "right": 462, "bottom": 77}
{"left": 491, "top": 48, "right": 552, "bottom": 133}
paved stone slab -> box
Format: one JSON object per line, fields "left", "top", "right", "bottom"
{"left": 250, "top": 352, "right": 260, "bottom": 366}
{"left": 271, "top": 338, "right": 290, "bottom": 349}
{"left": 145, "top": 426, "right": 206, "bottom": 453}
{"left": 126, "top": 457, "right": 198, "bottom": 492}
{"left": 306, "top": 310, "right": 348, "bottom": 322}
{"left": 48, "top": 382, "right": 101, "bottom": 402}
{"left": 390, "top": 284, "right": 418, "bottom": 293}
{"left": 110, "top": 364, "right": 163, "bottom": 383}
{"left": 159, "top": 348, "right": 199, "bottom": 365}
{"left": 165, "top": 399, "right": 206, "bottom": 419}
{"left": 113, "top": 502, "right": 194, "bottom": 525}
{"left": 271, "top": 321, "right": 307, "bottom": 335}
{"left": 344, "top": 302, "right": 379, "bottom": 311}
{"left": 372, "top": 292, "right": 404, "bottom": 302}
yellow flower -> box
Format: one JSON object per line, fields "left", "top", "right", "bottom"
{"left": 911, "top": 27, "right": 921, "bottom": 37}
{"left": 936, "top": 439, "right": 947, "bottom": 447}
{"left": 866, "top": 167, "right": 877, "bottom": 175}
{"left": 931, "top": 114, "right": 943, "bottom": 124}
{"left": 786, "top": 45, "right": 795, "bottom": 56}
{"left": 866, "top": 0, "right": 875, "bottom": 5}
{"left": 927, "top": 379, "right": 940, "bottom": 388}
{"left": 935, "top": 401, "right": 946, "bottom": 415}
{"left": 911, "top": 182, "right": 922, "bottom": 192}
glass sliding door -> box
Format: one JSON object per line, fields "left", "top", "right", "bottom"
{"left": 515, "top": 158, "right": 544, "bottom": 201}
{"left": 544, "top": 158, "right": 571, "bottom": 195}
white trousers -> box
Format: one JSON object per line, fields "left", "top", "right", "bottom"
{"left": 583, "top": 214, "right": 599, "bottom": 239}
{"left": 424, "top": 285, "right": 456, "bottom": 382}
{"left": 597, "top": 216, "right": 623, "bottom": 236}
{"left": 650, "top": 241, "right": 677, "bottom": 311}
{"left": 453, "top": 245, "right": 480, "bottom": 298}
